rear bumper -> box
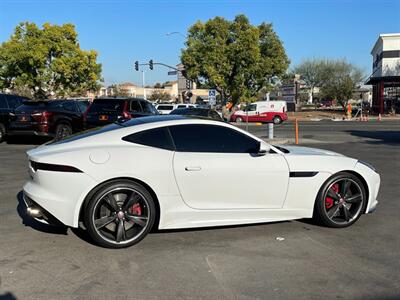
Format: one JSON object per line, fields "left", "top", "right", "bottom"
{"left": 8, "top": 124, "right": 52, "bottom": 136}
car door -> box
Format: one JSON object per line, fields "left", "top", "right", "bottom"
{"left": 244, "top": 103, "right": 258, "bottom": 122}
{"left": 171, "top": 124, "right": 289, "bottom": 209}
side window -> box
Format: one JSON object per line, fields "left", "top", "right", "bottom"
{"left": 77, "top": 101, "right": 89, "bottom": 113}
{"left": 122, "top": 127, "right": 174, "bottom": 150}
{"left": 246, "top": 104, "right": 257, "bottom": 111}
{"left": 169, "top": 124, "right": 259, "bottom": 153}
{"left": 130, "top": 100, "right": 142, "bottom": 112}
{"left": 61, "top": 101, "right": 78, "bottom": 112}
{"left": 177, "top": 105, "right": 186, "bottom": 108}
{"left": 210, "top": 111, "right": 221, "bottom": 120}
{"left": 0, "top": 95, "right": 8, "bottom": 109}
{"left": 140, "top": 101, "right": 153, "bottom": 114}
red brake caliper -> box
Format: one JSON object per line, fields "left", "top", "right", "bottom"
{"left": 129, "top": 203, "right": 142, "bottom": 216}
{"left": 325, "top": 183, "right": 339, "bottom": 209}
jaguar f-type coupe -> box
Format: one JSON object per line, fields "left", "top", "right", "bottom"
{"left": 23, "top": 115, "right": 380, "bottom": 248}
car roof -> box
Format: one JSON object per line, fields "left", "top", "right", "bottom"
{"left": 94, "top": 97, "right": 148, "bottom": 101}
{"left": 117, "top": 115, "right": 207, "bottom": 127}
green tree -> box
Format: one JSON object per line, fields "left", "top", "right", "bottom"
{"left": 293, "top": 59, "right": 330, "bottom": 104}
{"left": 319, "top": 60, "right": 365, "bottom": 109}
{"left": 0, "top": 22, "right": 102, "bottom": 99}
{"left": 148, "top": 90, "right": 171, "bottom": 101}
{"left": 181, "top": 15, "right": 289, "bottom": 105}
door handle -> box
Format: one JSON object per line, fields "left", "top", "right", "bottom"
{"left": 185, "top": 166, "right": 202, "bottom": 171}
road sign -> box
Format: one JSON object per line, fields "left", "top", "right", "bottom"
{"left": 208, "top": 89, "right": 216, "bottom": 106}
{"left": 168, "top": 70, "right": 177, "bottom": 75}
{"left": 281, "top": 84, "right": 296, "bottom": 103}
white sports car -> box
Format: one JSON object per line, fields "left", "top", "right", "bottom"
{"left": 23, "top": 116, "right": 380, "bottom": 248}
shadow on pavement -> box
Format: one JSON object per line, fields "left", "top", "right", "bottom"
{"left": 16, "top": 191, "right": 68, "bottom": 235}
{"left": 346, "top": 130, "right": 400, "bottom": 145}
{"left": 6, "top": 135, "right": 51, "bottom": 145}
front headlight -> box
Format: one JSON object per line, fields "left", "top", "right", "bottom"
{"left": 358, "top": 160, "right": 376, "bottom": 172}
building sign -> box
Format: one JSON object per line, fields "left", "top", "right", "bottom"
{"left": 281, "top": 84, "right": 296, "bottom": 102}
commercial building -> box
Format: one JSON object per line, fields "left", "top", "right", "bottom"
{"left": 366, "top": 33, "right": 400, "bottom": 114}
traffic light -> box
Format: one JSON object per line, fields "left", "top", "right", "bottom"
{"left": 134, "top": 61, "right": 139, "bottom": 71}
{"left": 186, "top": 79, "right": 191, "bottom": 89}
{"left": 149, "top": 59, "right": 153, "bottom": 70}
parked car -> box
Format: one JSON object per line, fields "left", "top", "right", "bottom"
{"left": 85, "top": 98, "right": 158, "bottom": 128}
{"left": 0, "top": 93, "right": 30, "bottom": 142}
{"left": 170, "top": 107, "right": 223, "bottom": 121}
{"left": 155, "top": 103, "right": 196, "bottom": 114}
{"left": 231, "top": 101, "right": 288, "bottom": 124}
{"left": 8, "top": 99, "right": 89, "bottom": 140}
{"left": 23, "top": 115, "right": 380, "bottom": 248}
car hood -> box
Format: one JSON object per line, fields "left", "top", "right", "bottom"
{"left": 282, "top": 146, "right": 344, "bottom": 157}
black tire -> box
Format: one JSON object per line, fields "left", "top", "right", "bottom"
{"left": 0, "top": 123, "right": 5, "bottom": 143}
{"left": 236, "top": 117, "right": 243, "bottom": 123}
{"left": 54, "top": 123, "right": 72, "bottom": 141}
{"left": 272, "top": 116, "right": 282, "bottom": 124}
{"left": 84, "top": 180, "right": 156, "bottom": 248}
{"left": 313, "top": 172, "right": 367, "bottom": 228}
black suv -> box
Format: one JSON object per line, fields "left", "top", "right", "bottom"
{"left": 8, "top": 99, "right": 89, "bottom": 140}
{"left": 84, "top": 98, "right": 158, "bottom": 128}
{"left": 0, "top": 94, "right": 30, "bottom": 142}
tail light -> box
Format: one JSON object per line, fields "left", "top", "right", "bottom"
{"left": 32, "top": 111, "right": 53, "bottom": 123}
{"left": 122, "top": 101, "right": 131, "bottom": 119}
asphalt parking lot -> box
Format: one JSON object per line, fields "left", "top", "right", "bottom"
{"left": 0, "top": 121, "right": 399, "bottom": 300}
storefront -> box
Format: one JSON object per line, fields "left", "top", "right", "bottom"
{"left": 366, "top": 33, "right": 400, "bottom": 114}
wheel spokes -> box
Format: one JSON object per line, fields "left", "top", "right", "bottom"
{"left": 95, "top": 215, "right": 116, "bottom": 229}
{"left": 122, "top": 192, "right": 141, "bottom": 211}
{"left": 116, "top": 220, "right": 126, "bottom": 242}
{"left": 341, "top": 180, "right": 351, "bottom": 197}
{"left": 126, "top": 214, "right": 148, "bottom": 227}
{"left": 103, "top": 194, "right": 120, "bottom": 212}
{"left": 327, "top": 204, "right": 340, "bottom": 218}
{"left": 346, "top": 194, "right": 362, "bottom": 203}
{"left": 327, "top": 189, "right": 340, "bottom": 201}
{"left": 342, "top": 205, "right": 352, "bottom": 221}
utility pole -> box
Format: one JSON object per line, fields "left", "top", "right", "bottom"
{"left": 142, "top": 70, "right": 146, "bottom": 100}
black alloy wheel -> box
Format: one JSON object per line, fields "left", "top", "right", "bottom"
{"left": 85, "top": 180, "right": 156, "bottom": 248}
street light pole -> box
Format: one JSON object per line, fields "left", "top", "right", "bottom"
{"left": 142, "top": 70, "right": 146, "bottom": 100}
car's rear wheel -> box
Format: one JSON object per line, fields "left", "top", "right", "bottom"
{"left": 0, "top": 123, "right": 5, "bottom": 143}
{"left": 235, "top": 117, "right": 243, "bottom": 123}
{"left": 272, "top": 116, "right": 282, "bottom": 124}
{"left": 314, "top": 172, "right": 367, "bottom": 228}
{"left": 84, "top": 180, "right": 156, "bottom": 248}
{"left": 54, "top": 123, "right": 72, "bottom": 141}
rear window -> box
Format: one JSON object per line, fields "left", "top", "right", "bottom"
{"left": 15, "top": 102, "right": 48, "bottom": 112}
{"left": 88, "top": 99, "right": 125, "bottom": 114}
{"left": 47, "top": 123, "right": 122, "bottom": 145}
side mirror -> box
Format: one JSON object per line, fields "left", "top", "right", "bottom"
{"left": 255, "top": 142, "right": 270, "bottom": 156}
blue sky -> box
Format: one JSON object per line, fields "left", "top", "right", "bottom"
{"left": 1, "top": 0, "right": 399, "bottom": 85}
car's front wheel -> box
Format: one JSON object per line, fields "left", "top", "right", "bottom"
{"left": 54, "top": 123, "right": 72, "bottom": 141}
{"left": 235, "top": 117, "right": 243, "bottom": 123}
{"left": 84, "top": 180, "right": 156, "bottom": 248}
{"left": 272, "top": 115, "right": 282, "bottom": 124}
{"left": 314, "top": 172, "right": 367, "bottom": 228}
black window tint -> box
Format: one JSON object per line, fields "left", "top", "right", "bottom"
{"left": 6, "top": 95, "right": 24, "bottom": 109}
{"left": 61, "top": 101, "right": 77, "bottom": 112}
{"left": 122, "top": 127, "right": 174, "bottom": 150}
{"left": 209, "top": 111, "right": 222, "bottom": 121}
{"left": 169, "top": 124, "right": 259, "bottom": 153}
{"left": 158, "top": 105, "right": 173, "bottom": 110}
{"left": 130, "top": 100, "right": 142, "bottom": 112}
{"left": 89, "top": 99, "right": 125, "bottom": 113}
{"left": 140, "top": 101, "right": 153, "bottom": 113}
{"left": 77, "top": 101, "right": 89, "bottom": 113}
{"left": 0, "top": 95, "right": 7, "bottom": 109}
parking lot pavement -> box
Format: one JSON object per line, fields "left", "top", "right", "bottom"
{"left": 0, "top": 123, "right": 399, "bottom": 300}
